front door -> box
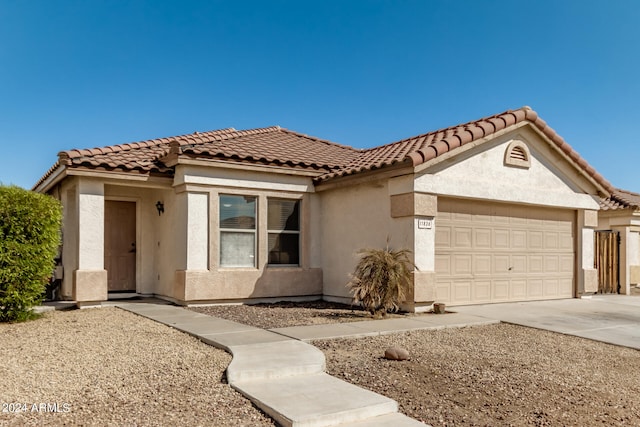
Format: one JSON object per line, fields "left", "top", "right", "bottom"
{"left": 105, "top": 201, "right": 136, "bottom": 292}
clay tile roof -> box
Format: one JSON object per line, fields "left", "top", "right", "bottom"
{"left": 316, "top": 106, "right": 615, "bottom": 195}
{"left": 600, "top": 188, "right": 640, "bottom": 211}
{"left": 33, "top": 126, "right": 359, "bottom": 190}
{"left": 176, "top": 127, "right": 358, "bottom": 169}
{"left": 34, "top": 106, "right": 614, "bottom": 197}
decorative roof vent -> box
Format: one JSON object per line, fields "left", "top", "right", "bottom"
{"left": 504, "top": 140, "right": 531, "bottom": 169}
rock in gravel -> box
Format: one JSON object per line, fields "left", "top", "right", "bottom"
{"left": 384, "top": 347, "right": 410, "bottom": 360}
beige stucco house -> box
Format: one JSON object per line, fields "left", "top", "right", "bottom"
{"left": 34, "top": 106, "right": 617, "bottom": 309}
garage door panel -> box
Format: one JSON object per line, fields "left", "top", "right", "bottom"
{"left": 512, "top": 230, "right": 527, "bottom": 248}
{"left": 475, "top": 228, "right": 492, "bottom": 248}
{"left": 494, "top": 229, "right": 510, "bottom": 248}
{"left": 560, "top": 255, "right": 574, "bottom": 273}
{"left": 529, "top": 231, "right": 544, "bottom": 249}
{"left": 453, "top": 281, "right": 472, "bottom": 303}
{"left": 544, "top": 279, "right": 559, "bottom": 296}
{"left": 435, "top": 199, "right": 574, "bottom": 306}
{"left": 493, "top": 280, "right": 510, "bottom": 300}
{"left": 510, "top": 215, "right": 528, "bottom": 225}
{"left": 494, "top": 255, "right": 510, "bottom": 273}
{"left": 544, "top": 231, "right": 559, "bottom": 249}
{"left": 529, "top": 255, "right": 543, "bottom": 272}
{"left": 544, "top": 255, "right": 559, "bottom": 272}
{"left": 435, "top": 282, "right": 451, "bottom": 301}
{"left": 558, "top": 278, "right": 573, "bottom": 297}
{"left": 453, "top": 212, "right": 472, "bottom": 222}
{"left": 491, "top": 214, "right": 510, "bottom": 225}
{"left": 512, "top": 255, "right": 527, "bottom": 273}
{"left": 474, "top": 280, "right": 491, "bottom": 301}
{"left": 512, "top": 280, "right": 527, "bottom": 298}
{"left": 435, "top": 255, "right": 451, "bottom": 275}
{"left": 543, "top": 219, "right": 561, "bottom": 228}
{"left": 559, "top": 233, "right": 573, "bottom": 250}
{"left": 452, "top": 255, "right": 472, "bottom": 275}
{"left": 454, "top": 228, "right": 473, "bottom": 248}
{"left": 435, "top": 227, "right": 451, "bottom": 246}
{"left": 528, "top": 218, "right": 544, "bottom": 227}
{"left": 474, "top": 254, "right": 492, "bottom": 274}
{"left": 528, "top": 279, "right": 543, "bottom": 297}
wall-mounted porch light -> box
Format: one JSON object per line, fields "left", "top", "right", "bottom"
{"left": 156, "top": 201, "right": 164, "bottom": 216}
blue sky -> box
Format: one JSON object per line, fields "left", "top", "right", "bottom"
{"left": 1, "top": 0, "right": 639, "bottom": 191}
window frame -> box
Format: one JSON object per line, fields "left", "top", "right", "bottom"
{"left": 219, "top": 194, "right": 257, "bottom": 268}
{"left": 267, "top": 198, "right": 301, "bottom": 267}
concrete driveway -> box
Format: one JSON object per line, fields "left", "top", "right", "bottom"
{"left": 453, "top": 295, "right": 640, "bottom": 350}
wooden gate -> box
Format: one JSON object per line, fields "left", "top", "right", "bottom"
{"left": 594, "top": 230, "right": 620, "bottom": 294}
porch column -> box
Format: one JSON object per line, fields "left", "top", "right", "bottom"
{"left": 186, "top": 192, "right": 209, "bottom": 271}
{"left": 174, "top": 190, "right": 210, "bottom": 302}
{"left": 390, "top": 191, "right": 437, "bottom": 312}
{"left": 73, "top": 179, "right": 108, "bottom": 304}
{"left": 578, "top": 209, "right": 598, "bottom": 295}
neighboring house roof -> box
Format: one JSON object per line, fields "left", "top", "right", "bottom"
{"left": 34, "top": 106, "right": 614, "bottom": 196}
{"left": 600, "top": 188, "right": 640, "bottom": 211}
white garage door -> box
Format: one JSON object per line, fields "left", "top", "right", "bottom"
{"left": 435, "top": 198, "right": 574, "bottom": 305}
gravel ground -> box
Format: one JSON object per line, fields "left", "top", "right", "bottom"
{"left": 315, "top": 324, "right": 640, "bottom": 426}
{"left": 193, "top": 300, "right": 640, "bottom": 426}
{"left": 189, "top": 300, "right": 404, "bottom": 329}
{"left": 0, "top": 307, "right": 274, "bottom": 427}
{"left": 4, "top": 299, "right": 640, "bottom": 426}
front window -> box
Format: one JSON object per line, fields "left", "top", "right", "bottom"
{"left": 219, "top": 195, "right": 256, "bottom": 267}
{"left": 268, "top": 199, "right": 300, "bottom": 265}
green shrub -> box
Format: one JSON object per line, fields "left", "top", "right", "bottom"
{"left": 0, "top": 185, "right": 62, "bottom": 322}
{"left": 347, "top": 244, "right": 416, "bottom": 318}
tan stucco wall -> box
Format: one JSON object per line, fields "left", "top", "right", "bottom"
{"left": 59, "top": 177, "right": 109, "bottom": 302}
{"left": 413, "top": 130, "right": 602, "bottom": 303}
{"left": 104, "top": 184, "right": 172, "bottom": 295}
{"left": 54, "top": 175, "right": 176, "bottom": 302}
{"left": 318, "top": 177, "right": 414, "bottom": 302}
{"left": 164, "top": 165, "right": 323, "bottom": 303}
{"left": 579, "top": 210, "right": 598, "bottom": 294}
{"left": 414, "top": 129, "right": 601, "bottom": 211}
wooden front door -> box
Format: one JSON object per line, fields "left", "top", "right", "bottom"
{"left": 105, "top": 201, "right": 136, "bottom": 292}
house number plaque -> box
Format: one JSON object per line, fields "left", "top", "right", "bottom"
{"left": 418, "top": 218, "right": 433, "bottom": 229}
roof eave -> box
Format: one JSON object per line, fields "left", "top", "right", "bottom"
{"left": 33, "top": 164, "right": 67, "bottom": 194}
{"left": 173, "top": 156, "right": 328, "bottom": 178}
{"left": 412, "top": 122, "right": 530, "bottom": 174}
{"left": 314, "top": 160, "right": 414, "bottom": 191}
{"left": 525, "top": 123, "right": 612, "bottom": 198}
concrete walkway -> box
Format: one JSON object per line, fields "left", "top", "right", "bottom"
{"left": 454, "top": 295, "right": 640, "bottom": 350}
{"left": 116, "top": 302, "right": 496, "bottom": 426}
